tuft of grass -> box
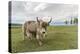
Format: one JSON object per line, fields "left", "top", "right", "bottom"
{"left": 10, "top": 26, "right": 78, "bottom": 53}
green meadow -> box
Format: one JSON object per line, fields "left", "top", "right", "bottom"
{"left": 10, "top": 25, "right": 78, "bottom": 53}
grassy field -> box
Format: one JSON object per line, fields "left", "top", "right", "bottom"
{"left": 10, "top": 25, "right": 78, "bottom": 53}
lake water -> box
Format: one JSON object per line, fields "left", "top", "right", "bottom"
{"left": 50, "top": 21, "right": 76, "bottom": 26}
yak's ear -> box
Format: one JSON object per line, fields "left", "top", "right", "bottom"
{"left": 36, "top": 17, "right": 39, "bottom": 22}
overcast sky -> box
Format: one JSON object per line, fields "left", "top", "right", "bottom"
{"left": 11, "top": 1, "right": 78, "bottom": 24}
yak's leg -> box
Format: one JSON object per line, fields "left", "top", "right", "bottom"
{"left": 36, "top": 34, "right": 43, "bottom": 46}
{"left": 23, "top": 32, "right": 27, "bottom": 41}
{"left": 22, "top": 26, "right": 32, "bottom": 41}
{"left": 23, "top": 31, "right": 32, "bottom": 41}
{"left": 27, "top": 32, "right": 33, "bottom": 40}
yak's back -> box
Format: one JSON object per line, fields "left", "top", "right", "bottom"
{"left": 25, "top": 21, "right": 37, "bottom": 32}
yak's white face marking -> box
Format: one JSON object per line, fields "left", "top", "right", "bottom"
{"left": 40, "top": 28, "right": 46, "bottom": 34}
{"left": 37, "top": 27, "right": 46, "bottom": 35}
{"left": 38, "top": 21, "right": 48, "bottom": 38}
{"left": 40, "top": 28, "right": 46, "bottom": 38}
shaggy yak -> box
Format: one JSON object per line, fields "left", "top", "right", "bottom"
{"left": 22, "top": 17, "right": 52, "bottom": 46}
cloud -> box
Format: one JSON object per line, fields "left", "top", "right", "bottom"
{"left": 34, "top": 3, "right": 47, "bottom": 12}
{"left": 23, "top": 2, "right": 33, "bottom": 11}
{"left": 11, "top": 1, "right": 78, "bottom": 24}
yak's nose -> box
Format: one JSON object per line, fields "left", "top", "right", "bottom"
{"left": 43, "top": 32, "right": 45, "bottom": 34}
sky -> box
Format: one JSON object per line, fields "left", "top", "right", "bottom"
{"left": 11, "top": 1, "right": 78, "bottom": 24}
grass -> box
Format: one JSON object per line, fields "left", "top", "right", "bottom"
{"left": 10, "top": 25, "right": 78, "bottom": 53}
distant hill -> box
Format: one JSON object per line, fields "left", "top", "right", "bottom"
{"left": 9, "top": 23, "right": 22, "bottom": 27}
